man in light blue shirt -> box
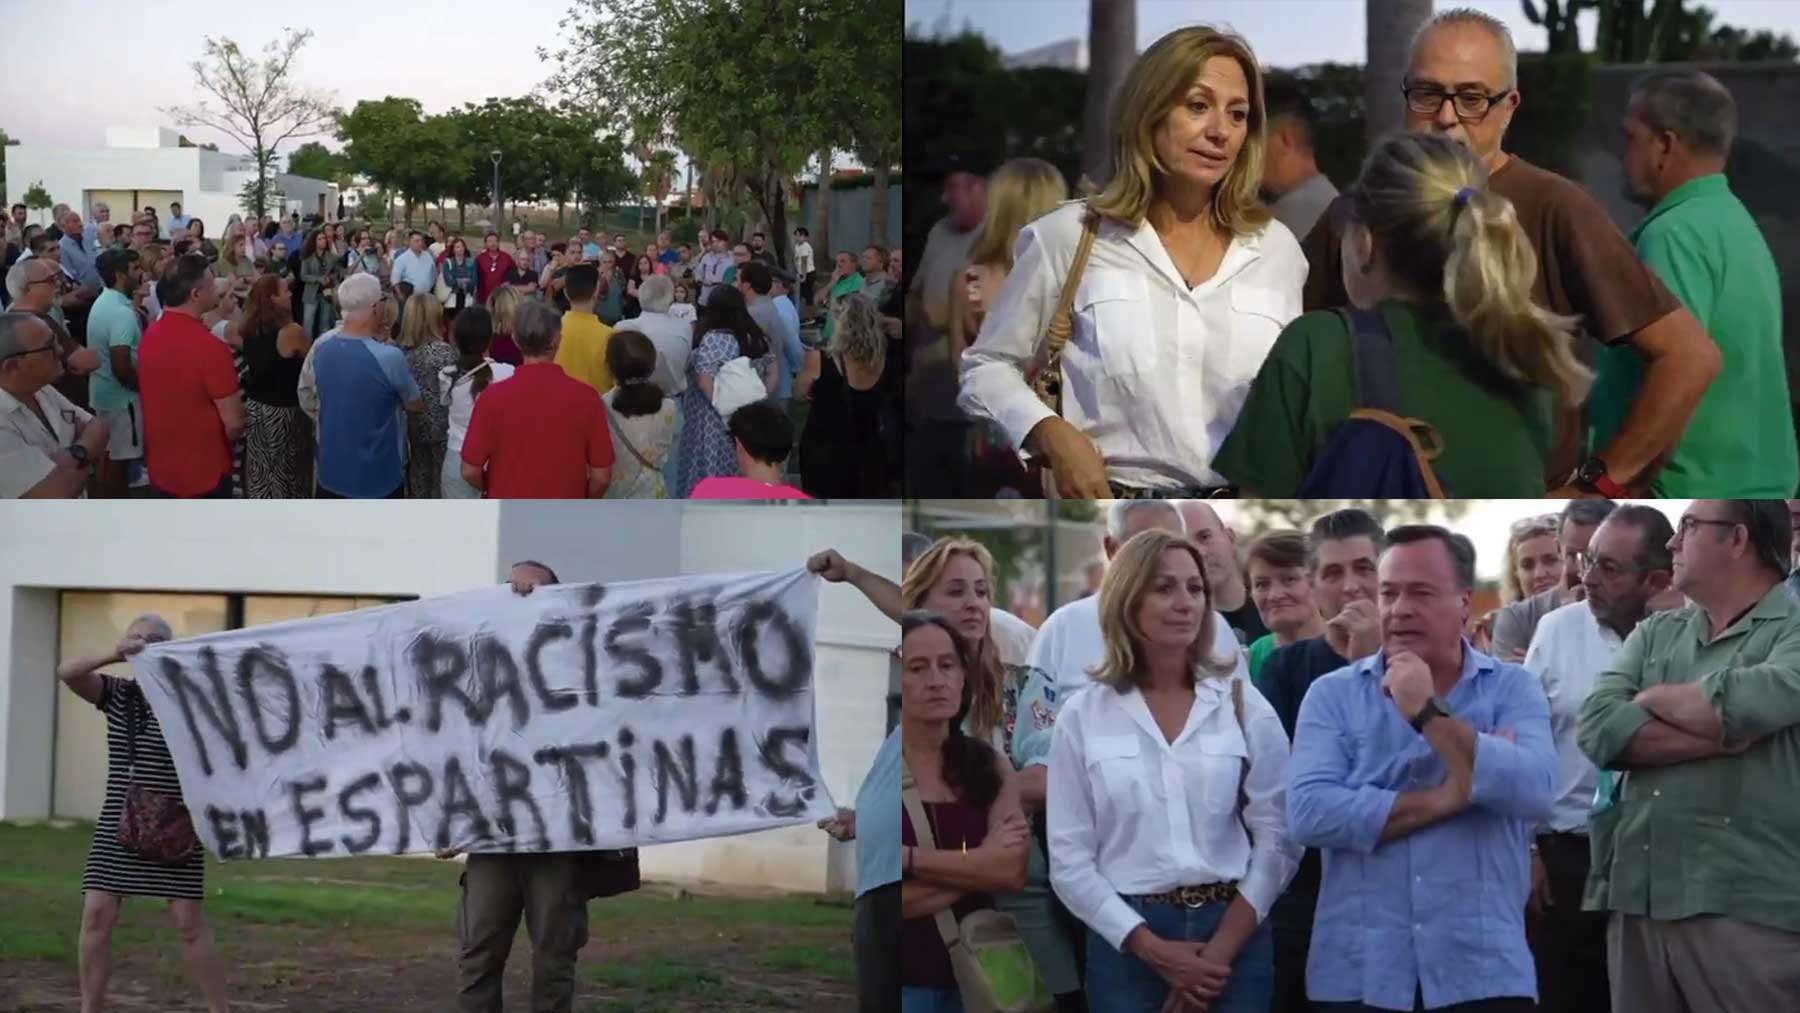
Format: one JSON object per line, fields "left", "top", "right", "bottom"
{"left": 1287, "top": 525, "right": 1556, "bottom": 1012}
{"left": 738, "top": 263, "right": 804, "bottom": 400}
{"left": 389, "top": 230, "right": 437, "bottom": 297}
{"left": 165, "top": 202, "right": 193, "bottom": 239}
{"left": 770, "top": 269, "right": 803, "bottom": 368}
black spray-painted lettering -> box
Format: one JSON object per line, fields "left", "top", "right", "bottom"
{"left": 578, "top": 586, "right": 605, "bottom": 705}
{"left": 163, "top": 650, "right": 247, "bottom": 776}
{"left": 756, "top": 726, "right": 817, "bottom": 817}
{"left": 241, "top": 808, "right": 271, "bottom": 858}
{"left": 207, "top": 805, "right": 242, "bottom": 859}
{"left": 320, "top": 665, "right": 378, "bottom": 740}
{"left": 617, "top": 726, "right": 638, "bottom": 830}
{"left": 237, "top": 646, "right": 302, "bottom": 756}
{"left": 287, "top": 776, "right": 336, "bottom": 856}
{"left": 525, "top": 621, "right": 580, "bottom": 714}
{"left": 471, "top": 635, "right": 531, "bottom": 731}
{"left": 436, "top": 756, "right": 493, "bottom": 849}
{"left": 388, "top": 761, "right": 435, "bottom": 853}
{"left": 606, "top": 603, "right": 663, "bottom": 698}
{"left": 671, "top": 599, "right": 739, "bottom": 696}
{"left": 412, "top": 632, "right": 473, "bottom": 733}
{"left": 337, "top": 772, "right": 384, "bottom": 854}
{"left": 707, "top": 727, "right": 748, "bottom": 815}
{"left": 532, "top": 742, "right": 610, "bottom": 845}
{"left": 360, "top": 665, "right": 396, "bottom": 728}
{"left": 651, "top": 734, "right": 699, "bottom": 824}
{"left": 734, "top": 602, "right": 812, "bottom": 702}
{"left": 488, "top": 748, "right": 548, "bottom": 852}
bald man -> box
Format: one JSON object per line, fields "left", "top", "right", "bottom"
{"left": 1178, "top": 500, "right": 1268, "bottom": 645}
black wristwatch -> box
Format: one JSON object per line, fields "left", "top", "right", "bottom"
{"left": 1574, "top": 456, "right": 1628, "bottom": 498}
{"left": 1410, "top": 696, "right": 1449, "bottom": 734}
{"left": 67, "top": 443, "right": 91, "bottom": 469}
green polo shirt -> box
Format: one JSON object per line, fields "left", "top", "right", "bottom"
{"left": 86, "top": 286, "right": 142, "bottom": 413}
{"left": 1576, "top": 582, "right": 1800, "bottom": 932}
{"left": 1589, "top": 174, "right": 1797, "bottom": 496}
{"left": 1213, "top": 298, "right": 1557, "bottom": 496}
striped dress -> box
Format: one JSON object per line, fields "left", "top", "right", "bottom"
{"left": 82, "top": 675, "right": 204, "bottom": 900}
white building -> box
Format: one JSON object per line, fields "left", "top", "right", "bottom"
{"left": 5, "top": 127, "right": 338, "bottom": 231}
{"left": 1003, "top": 37, "right": 1089, "bottom": 71}
{"left": 0, "top": 500, "right": 898, "bottom": 895}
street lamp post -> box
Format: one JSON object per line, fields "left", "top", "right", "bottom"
{"left": 489, "top": 148, "right": 502, "bottom": 228}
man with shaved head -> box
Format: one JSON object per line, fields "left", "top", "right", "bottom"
{"left": 0, "top": 311, "right": 108, "bottom": 497}
{"left": 1299, "top": 6, "right": 1721, "bottom": 497}
{"left": 1179, "top": 500, "right": 1267, "bottom": 644}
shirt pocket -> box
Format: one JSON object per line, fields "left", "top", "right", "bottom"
{"left": 1222, "top": 284, "right": 1294, "bottom": 379}
{"left": 1085, "top": 734, "right": 1147, "bottom": 812}
{"left": 1076, "top": 270, "right": 1157, "bottom": 378}
{"left": 1179, "top": 729, "right": 1250, "bottom": 816}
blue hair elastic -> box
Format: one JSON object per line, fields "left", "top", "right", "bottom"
{"left": 1453, "top": 186, "right": 1477, "bottom": 209}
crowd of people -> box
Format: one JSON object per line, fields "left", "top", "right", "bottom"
{"left": 908, "top": 8, "right": 1795, "bottom": 500}
{"left": 892, "top": 497, "right": 1800, "bottom": 1013}
{"left": 0, "top": 200, "right": 903, "bottom": 498}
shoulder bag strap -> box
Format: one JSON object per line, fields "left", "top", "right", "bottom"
{"left": 1030, "top": 205, "right": 1103, "bottom": 415}
{"left": 606, "top": 402, "right": 658, "bottom": 472}
{"left": 902, "top": 759, "right": 964, "bottom": 950}
{"left": 1337, "top": 306, "right": 1399, "bottom": 412}
{"left": 124, "top": 680, "right": 140, "bottom": 786}
{"left": 1231, "top": 678, "right": 1252, "bottom": 841}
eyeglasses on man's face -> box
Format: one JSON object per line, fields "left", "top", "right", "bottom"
{"left": 2, "top": 340, "right": 60, "bottom": 363}
{"left": 1402, "top": 81, "right": 1514, "bottom": 121}
{"left": 1578, "top": 551, "right": 1636, "bottom": 579}
{"left": 1675, "top": 515, "right": 1740, "bottom": 540}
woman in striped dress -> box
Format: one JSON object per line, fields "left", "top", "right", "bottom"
{"left": 55, "top": 615, "right": 230, "bottom": 1013}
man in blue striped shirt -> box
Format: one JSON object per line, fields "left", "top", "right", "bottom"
{"left": 1287, "top": 525, "right": 1557, "bottom": 1012}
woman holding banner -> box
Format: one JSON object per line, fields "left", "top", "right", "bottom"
{"left": 1046, "top": 530, "right": 1299, "bottom": 1013}
{"left": 901, "top": 538, "right": 1085, "bottom": 1008}
{"left": 55, "top": 614, "right": 232, "bottom": 1013}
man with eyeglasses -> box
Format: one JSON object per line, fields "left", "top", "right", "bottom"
{"left": 1578, "top": 500, "right": 1800, "bottom": 1010}
{"left": 1520, "top": 505, "right": 1676, "bottom": 1013}
{"left": 0, "top": 311, "right": 109, "bottom": 497}
{"left": 1491, "top": 500, "right": 1617, "bottom": 662}
{"left": 1299, "top": 7, "right": 1719, "bottom": 499}
{"left": 5, "top": 256, "right": 102, "bottom": 413}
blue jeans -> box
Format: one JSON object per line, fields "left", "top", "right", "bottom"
{"left": 901, "top": 985, "right": 964, "bottom": 1013}
{"left": 1087, "top": 897, "right": 1274, "bottom": 1013}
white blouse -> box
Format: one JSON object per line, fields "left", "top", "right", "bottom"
{"left": 959, "top": 200, "right": 1307, "bottom": 490}
{"left": 438, "top": 360, "right": 517, "bottom": 455}
{"left": 1047, "top": 664, "right": 1301, "bottom": 952}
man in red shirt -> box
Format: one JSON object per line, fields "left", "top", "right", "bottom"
{"left": 461, "top": 299, "right": 613, "bottom": 498}
{"left": 137, "top": 253, "right": 243, "bottom": 497}
{"left": 476, "top": 231, "right": 517, "bottom": 306}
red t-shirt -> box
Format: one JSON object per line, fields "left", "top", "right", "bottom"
{"left": 476, "top": 249, "right": 517, "bottom": 305}
{"left": 461, "top": 362, "right": 614, "bottom": 498}
{"left": 138, "top": 310, "right": 239, "bottom": 496}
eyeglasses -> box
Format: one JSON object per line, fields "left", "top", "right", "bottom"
{"left": 2, "top": 342, "right": 60, "bottom": 362}
{"left": 1509, "top": 513, "right": 1559, "bottom": 534}
{"left": 1402, "top": 82, "right": 1514, "bottom": 121}
{"left": 1675, "top": 516, "right": 1740, "bottom": 539}
{"left": 1577, "top": 552, "right": 1636, "bottom": 579}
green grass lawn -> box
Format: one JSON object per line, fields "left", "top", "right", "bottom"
{"left": 0, "top": 821, "right": 853, "bottom": 1012}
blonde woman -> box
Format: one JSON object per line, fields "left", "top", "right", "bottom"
{"left": 486, "top": 284, "right": 524, "bottom": 365}
{"left": 946, "top": 157, "right": 1070, "bottom": 364}
{"left": 1213, "top": 131, "right": 1593, "bottom": 496}
{"left": 795, "top": 292, "right": 899, "bottom": 497}
{"left": 1500, "top": 513, "right": 1562, "bottom": 605}
{"left": 217, "top": 227, "right": 256, "bottom": 298}
{"left": 960, "top": 26, "right": 1306, "bottom": 499}
{"left": 1047, "top": 529, "right": 1298, "bottom": 1013}
{"left": 900, "top": 537, "right": 1085, "bottom": 1007}
{"left": 395, "top": 293, "right": 453, "bottom": 497}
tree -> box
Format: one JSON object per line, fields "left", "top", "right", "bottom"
{"left": 642, "top": 149, "right": 679, "bottom": 235}
{"left": 338, "top": 98, "right": 460, "bottom": 226}
{"left": 239, "top": 174, "right": 285, "bottom": 217}
{"left": 164, "top": 29, "right": 338, "bottom": 219}
{"left": 1081, "top": 0, "right": 1136, "bottom": 189}
{"left": 1366, "top": 0, "right": 1435, "bottom": 144}
{"left": 1522, "top": 0, "right": 1798, "bottom": 62}
{"left": 287, "top": 141, "right": 345, "bottom": 183}
{"left": 22, "top": 179, "right": 51, "bottom": 224}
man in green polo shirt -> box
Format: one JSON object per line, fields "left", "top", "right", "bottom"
{"left": 1577, "top": 499, "right": 1800, "bottom": 1010}
{"left": 85, "top": 248, "right": 145, "bottom": 498}
{"left": 1595, "top": 70, "right": 1798, "bottom": 497}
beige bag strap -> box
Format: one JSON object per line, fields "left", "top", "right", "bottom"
{"left": 902, "top": 760, "right": 964, "bottom": 949}
{"left": 1030, "top": 204, "right": 1102, "bottom": 415}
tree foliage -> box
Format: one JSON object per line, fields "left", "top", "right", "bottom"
{"left": 23, "top": 179, "right": 51, "bottom": 215}
{"left": 163, "top": 29, "right": 338, "bottom": 218}
{"left": 286, "top": 141, "right": 346, "bottom": 183}
{"left": 1522, "top": 0, "right": 1797, "bottom": 62}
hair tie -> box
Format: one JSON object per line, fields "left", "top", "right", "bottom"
{"left": 1453, "top": 186, "right": 1477, "bottom": 210}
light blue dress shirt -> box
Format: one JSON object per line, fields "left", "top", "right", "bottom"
{"left": 389, "top": 248, "right": 438, "bottom": 295}
{"left": 853, "top": 727, "right": 901, "bottom": 897}
{"left": 774, "top": 294, "right": 804, "bottom": 397}
{"left": 1285, "top": 641, "right": 1555, "bottom": 1010}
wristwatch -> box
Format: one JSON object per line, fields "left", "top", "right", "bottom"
{"left": 67, "top": 443, "right": 91, "bottom": 469}
{"left": 1410, "top": 696, "right": 1449, "bottom": 734}
{"left": 1574, "top": 457, "right": 1628, "bottom": 498}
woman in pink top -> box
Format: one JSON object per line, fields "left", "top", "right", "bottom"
{"left": 690, "top": 400, "right": 812, "bottom": 499}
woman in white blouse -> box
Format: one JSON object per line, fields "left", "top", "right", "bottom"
{"left": 1048, "top": 528, "right": 1299, "bottom": 1013}
{"left": 959, "top": 25, "right": 1306, "bottom": 498}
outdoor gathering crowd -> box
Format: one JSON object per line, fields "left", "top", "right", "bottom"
{"left": 880, "top": 497, "right": 1800, "bottom": 1013}
{"left": 0, "top": 195, "right": 903, "bottom": 500}
{"left": 905, "top": 7, "right": 1795, "bottom": 500}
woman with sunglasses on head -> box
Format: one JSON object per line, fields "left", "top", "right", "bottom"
{"left": 960, "top": 26, "right": 1306, "bottom": 499}
{"left": 1213, "top": 131, "right": 1591, "bottom": 497}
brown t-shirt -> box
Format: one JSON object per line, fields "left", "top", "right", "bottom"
{"left": 1299, "top": 152, "right": 1684, "bottom": 477}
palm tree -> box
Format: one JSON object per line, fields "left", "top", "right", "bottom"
{"left": 645, "top": 150, "right": 678, "bottom": 235}
{"left": 1365, "top": 0, "right": 1435, "bottom": 144}
{"left": 1081, "top": 0, "right": 1138, "bottom": 190}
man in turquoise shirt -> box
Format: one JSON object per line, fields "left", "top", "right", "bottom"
{"left": 1594, "top": 69, "right": 1798, "bottom": 497}
{"left": 85, "top": 249, "right": 145, "bottom": 497}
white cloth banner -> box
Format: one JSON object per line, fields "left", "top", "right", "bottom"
{"left": 129, "top": 568, "right": 834, "bottom": 860}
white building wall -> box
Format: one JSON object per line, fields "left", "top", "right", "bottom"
{"left": 5, "top": 142, "right": 335, "bottom": 232}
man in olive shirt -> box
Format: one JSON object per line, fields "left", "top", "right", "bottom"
{"left": 1578, "top": 500, "right": 1800, "bottom": 1010}
{"left": 1299, "top": 8, "right": 1719, "bottom": 495}
{"left": 1608, "top": 70, "right": 1797, "bottom": 498}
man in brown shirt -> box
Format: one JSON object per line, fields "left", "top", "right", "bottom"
{"left": 1300, "top": 8, "right": 1720, "bottom": 495}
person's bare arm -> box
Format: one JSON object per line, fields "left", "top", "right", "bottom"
{"left": 1013, "top": 764, "right": 1047, "bottom": 810}
{"left": 108, "top": 346, "right": 139, "bottom": 391}
{"left": 20, "top": 459, "right": 91, "bottom": 498}
{"left": 57, "top": 634, "right": 146, "bottom": 706}
{"left": 461, "top": 461, "right": 486, "bottom": 491}
{"left": 587, "top": 465, "right": 611, "bottom": 499}
{"left": 1634, "top": 682, "right": 1724, "bottom": 740}
{"left": 1617, "top": 717, "right": 1733, "bottom": 767}
{"left": 403, "top": 398, "right": 425, "bottom": 415}
{"left": 901, "top": 880, "right": 968, "bottom": 919}
{"left": 807, "top": 549, "right": 901, "bottom": 623}
{"left": 1591, "top": 308, "right": 1721, "bottom": 489}
{"left": 215, "top": 392, "right": 246, "bottom": 443}
{"left": 793, "top": 349, "right": 823, "bottom": 400}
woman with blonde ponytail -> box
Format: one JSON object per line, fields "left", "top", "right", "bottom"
{"left": 1214, "top": 131, "right": 1590, "bottom": 496}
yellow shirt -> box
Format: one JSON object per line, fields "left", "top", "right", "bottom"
{"left": 555, "top": 310, "right": 615, "bottom": 395}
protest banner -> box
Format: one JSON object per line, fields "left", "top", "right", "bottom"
{"left": 128, "top": 568, "right": 835, "bottom": 860}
